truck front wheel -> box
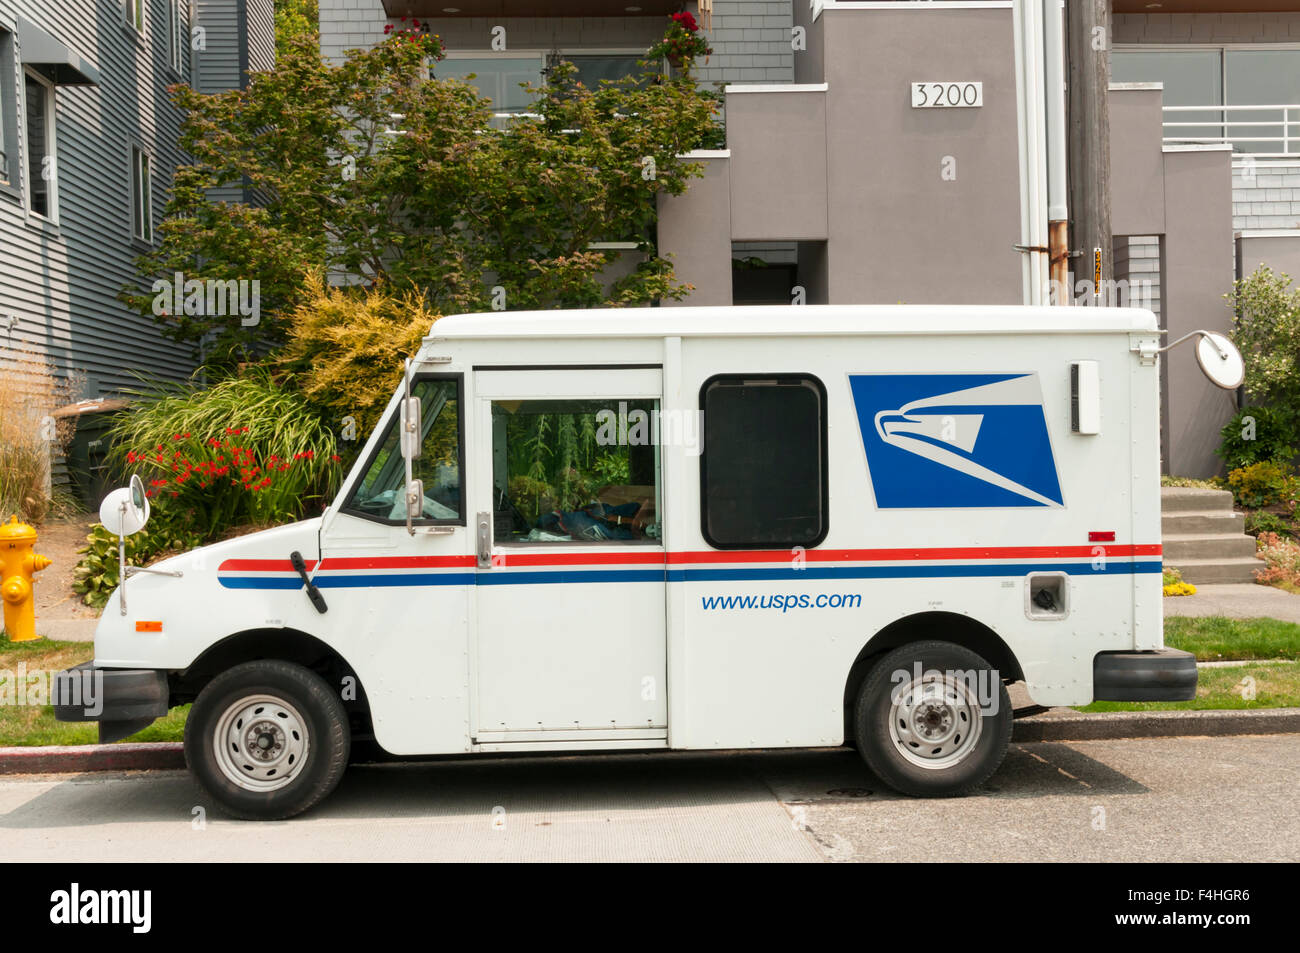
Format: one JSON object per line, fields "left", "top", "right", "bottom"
{"left": 185, "top": 660, "right": 350, "bottom": 820}
{"left": 854, "top": 641, "right": 1012, "bottom": 797}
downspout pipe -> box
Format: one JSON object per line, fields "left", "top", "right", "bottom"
{"left": 1043, "top": 0, "right": 1070, "bottom": 304}
{"left": 1014, "top": 0, "right": 1050, "bottom": 306}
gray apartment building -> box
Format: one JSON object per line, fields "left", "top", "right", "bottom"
{"left": 0, "top": 0, "right": 273, "bottom": 401}
{"left": 327, "top": 0, "right": 1300, "bottom": 479}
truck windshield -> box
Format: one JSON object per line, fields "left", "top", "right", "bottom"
{"left": 342, "top": 378, "right": 462, "bottom": 523}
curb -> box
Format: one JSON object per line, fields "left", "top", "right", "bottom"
{"left": 0, "top": 743, "right": 184, "bottom": 775}
{"left": 1013, "top": 707, "right": 1300, "bottom": 742}
{"left": 1, "top": 710, "right": 1297, "bottom": 773}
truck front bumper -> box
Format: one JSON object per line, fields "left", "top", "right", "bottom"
{"left": 53, "top": 662, "right": 171, "bottom": 743}
{"left": 1093, "top": 649, "right": 1198, "bottom": 702}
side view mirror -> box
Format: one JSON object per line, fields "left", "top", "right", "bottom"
{"left": 99, "top": 474, "right": 150, "bottom": 537}
{"left": 405, "top": 478, "right": 424, "bottom": 521}
{"left": 1160, "top": 330, "right": 1245, "bottom": 391}
{"left": 100, "top": 474, "right": 181, "bottom": 616}
{"left": 1193, "top": 331, "right": 1245, "bottom": 391}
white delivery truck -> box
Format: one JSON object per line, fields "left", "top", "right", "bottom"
{"left": 57, "top": 305, "right": 1242, "bottom": 819}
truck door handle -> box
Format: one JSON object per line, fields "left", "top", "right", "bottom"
{"left": 476, "top": 512, "right": 492, "bottom": 568}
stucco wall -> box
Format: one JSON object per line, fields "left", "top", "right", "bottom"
{"left": 820, "top": 6, "right": 1022, "bottom": 305}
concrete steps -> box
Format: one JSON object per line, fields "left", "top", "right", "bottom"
{"left": 1160, "top": 487, "right": 1260, "bottom": 585}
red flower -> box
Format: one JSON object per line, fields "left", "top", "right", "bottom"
{"left": 672, "top": 11, "right": 699, "bottom": 32}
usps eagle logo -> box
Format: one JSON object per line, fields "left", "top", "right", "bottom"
{"left": 848, "top": 373, "right": 1064, "bottom": 508}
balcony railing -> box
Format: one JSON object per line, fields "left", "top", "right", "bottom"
{"left": 1162, "top": 104, "right": 1300, "bottom": 158}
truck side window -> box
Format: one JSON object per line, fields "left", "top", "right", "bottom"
{"left": 700, "top": 375, "right": 827, "bottom": 549}
{"left": 343, "top": 377, "right": 463, "bottom": 524}
{"left": 491, "top": 398, "right": 661, "bottom": 544}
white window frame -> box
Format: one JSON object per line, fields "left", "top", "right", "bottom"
{"left": 21, "top": 67, "right": 56, "bottom": 224}
{"left": 0, "top": 27, "right": 13, "bottom": 189}
{"left": 130, "top": 143, "right": 153, "bottom": 243}
{"left": 126, "top": 0, "right": 146, "bottom": 35}
{"left": 168, "top": 1, "right": 185, "bottom": 74}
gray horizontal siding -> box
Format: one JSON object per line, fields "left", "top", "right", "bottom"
{"left": 246, "top": 0, "right": 275, "bottom": 73}
{"left": 0, "top": 0, "right": 256, "bottom": 400}
{"left": 191, "top": 0, "right": 240, "bottom": 92}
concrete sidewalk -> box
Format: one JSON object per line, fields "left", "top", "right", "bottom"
{"left": 1163, "top": 582, "right": 1300, "bottom": 622}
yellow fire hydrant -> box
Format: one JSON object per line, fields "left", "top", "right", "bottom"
{"left": 1, "top": 516, "right": 52, "bottom": 642}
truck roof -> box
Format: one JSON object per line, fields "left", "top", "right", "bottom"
{"left": 426, "top": 304, "right": 1159, "bottom": 341}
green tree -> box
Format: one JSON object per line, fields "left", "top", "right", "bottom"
{"left": 275, "top": 0, "right": 318, "bottom": 57}
{"left": 125, "top": 23, "right": 719, "bottom": 366}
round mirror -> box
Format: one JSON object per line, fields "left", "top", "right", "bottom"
{"left": 99, "top": 476, "right": 151, "bottom": 538}
{"left": 1195, "top": 332, "right": 1245, "bottom": 391}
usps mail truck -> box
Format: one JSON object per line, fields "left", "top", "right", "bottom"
{"left": 57, "top": 305, "right": 1237, "bottom": 820}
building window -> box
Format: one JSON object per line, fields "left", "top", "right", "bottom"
{"left": 437, "top": 54, "right": 543, "bottom": 117}
{"left": 169, "top": 1, "right": 184, "bottom": 72}
{"left": 700, "top": 375, "right": 827, "bottom": 549}
{"left": 0, "top": 29, "right": 13, "bottom": 188}
{"left": 437, "top": 50, "right": 645, "bottom": 122}
{"left": 23, "top": 71, "right": 55, "bottom": 220}
{"left": 131, "top": 145, "right": 153, "bottom": 242}
{"left": 126, "top": 0, "right": 146, "bottom": 35}
{"left": 1113, "top": 46, "right": 1300, "bottom": 154}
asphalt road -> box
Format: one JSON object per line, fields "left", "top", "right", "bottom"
{"left": 1, "top": 735, "right": 1296, "bottom": 862}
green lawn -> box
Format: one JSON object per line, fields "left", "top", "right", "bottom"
{"left": 1163, "top": 615, "right": 1300, "bottom": 661}
{"left": 1079, "top": 660, "right": 1299, "bottom": 713}
{"left": 0, "top": 635, "right": 187, "bottom": 747}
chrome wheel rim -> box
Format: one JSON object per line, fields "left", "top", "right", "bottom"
{"left": 889, "top": 671, "right": 983, "bottom": 770}
{"left": 213, "top": 694, "right": 309, "bottom": 792}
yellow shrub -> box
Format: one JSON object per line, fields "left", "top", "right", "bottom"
{"left": 275, "top": 271, "right": 440, "bottom": 435}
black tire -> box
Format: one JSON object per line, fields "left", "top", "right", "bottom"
{"left": 854, "top": 640, "right": 1012, "bottom": 797}
{"left": 185, "top": 660, "right": 350, "bottom": 820}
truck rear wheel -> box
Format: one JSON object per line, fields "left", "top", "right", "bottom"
{"left": 185, "top": 660, "right": 350, "bottom": 820}
{"left": 854, "top": 641, "right": 1011, "bottom": 797}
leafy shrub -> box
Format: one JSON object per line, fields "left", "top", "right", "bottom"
{"left": 1227, "top": 265, "right": 1300, "bottom": 410}
{"left": 274, "top": 272, "right": 436, "bottom": 437}
{"left": 1245, "top": 510, "right": 1292, "bottom": 538}
{"left": 1227, "top": 461, "right": 1294, "bottom": 509}
{"left": 1254, "top": 531, "right": 1300, "bottom": 589}
{"left": 1216, "top": 406, "right": 1299, "bottom": 471}
{"left": 72, "top": 515, "right": 206, "bottom": 609}
{"left": 108, "top": 369, "right": 343, "bottom": 537}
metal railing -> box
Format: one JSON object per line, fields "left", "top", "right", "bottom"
{"left": 1162, "top": 104, "right": 1300, "bottom": 157}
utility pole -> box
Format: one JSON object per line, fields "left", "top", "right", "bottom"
{"left": 1067, "top": 0, "right": 1112, "bottom": 297}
